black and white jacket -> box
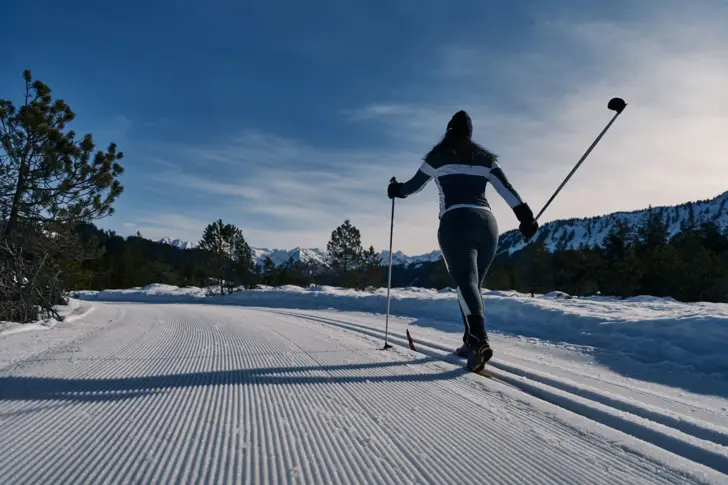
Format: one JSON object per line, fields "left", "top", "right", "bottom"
{"left": 399, "top": 148, "right": 524, "bottom": 218}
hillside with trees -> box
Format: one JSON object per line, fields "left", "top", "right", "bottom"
{"left": 68, "top": 209, "right": 728, "bottom": 305}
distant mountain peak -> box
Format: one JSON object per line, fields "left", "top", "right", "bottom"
{"left": 379, "top": 249, "right": 442, "bottom": 266}
{"left": 252, "top": 247, "right": 328, "bottom": 267}
{"left": 157, "top": 237, "right": 196, "bottom": 250}
{"left": 155, "top": 237, "right": 443, "bottom": 268}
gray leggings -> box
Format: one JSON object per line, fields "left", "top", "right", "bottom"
{"left": 437, "top": 208, "right": 499, "bottom": 341}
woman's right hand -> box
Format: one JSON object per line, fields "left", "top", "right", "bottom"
{"left": 387, "top": 178, "right": 404, "bottom": 199}
{"left": 519, "top": 219, "right": 539, "bottom": 241}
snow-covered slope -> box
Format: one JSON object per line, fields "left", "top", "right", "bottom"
{"left": 157, "top": 237, "right": 196, "bottom": 249}
{"left": 379, "top": 249, "right": 442, "bottom": 266}
{"left": 252, "top": 247, "right": 327, "bottom": 267}
{"left": 154, "top": 240, "right": 330, "bottom": 267}
{"left": 252, "top": 247, "right": 442, "bottom": 268}
{"left": 498, "top": 190, "right": 728, "bottom": 254}
{"left": 3, "top": 295, "right": 728, "bottom": 483}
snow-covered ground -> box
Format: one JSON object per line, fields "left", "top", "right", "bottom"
{"left": 75, "top": 284, "right": 728, "bottom": 381}
{"left": 2, "top": 284, "right": 728, "bottom": 484}
{"left": 0, "top": 298, "right": 95, "bottom": 337}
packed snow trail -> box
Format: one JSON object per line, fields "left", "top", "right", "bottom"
{"left": 267, "top": 309, "right": 728, "bottom": 474}
{"left": 1, "top": 303, "right": 726, "bottom": 485}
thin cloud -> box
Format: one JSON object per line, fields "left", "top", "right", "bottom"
{"left": 147, "top": 157, "right": 180, "bottom": 170}
{"left": 121, "top": 3, "right": 728, "bottom": 255}
{"left": 133, "top": 213, "right": 213, "bottom": 244}
{"left": 146, "top": 131, "right": 418, "bottom": 244}
{"left": 178, "top": 131, "right": 308, "bottom": 167}
{"left": 155, "top": 172, "right": 267, "bottom": 200}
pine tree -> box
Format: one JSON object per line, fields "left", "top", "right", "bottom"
{"left": 262, "top": 256, "right": 276, "bottom": 286}
{"left": 276, "top": 257, "right": 296, "bottom": 286}
{"left": 231, "top": 228, "right": 253, "bottom": 289}
{"left": 597, "top": 219, "right": 639, "bottom": 297}
{"left": 512, "top": 243, "right": 551, "bottom": 295}
{"left": 430, "top": 255, "right": 454, "bottom": 289}
{"left": 638, "top": 206, "right": 669, "bottom": 249}
{"left": 275, "top": 257, "right": 316, "bottom": 287}
{"left": 1, "top": 70, "right": 125, "bottom": 322}
{"left": 326, "top": 219, "right": 364, "bottom": 275}
{"left": 198, "top": 219, "right": 252, "bottom": 295}
{"left": 565, "top": 249, "right": 601, "bottom": 297}
{"left": 602, "top": 219, "right": 632, "bottom": 260}
{"left": 357, "top": 245, "right": 384, "bottom": 289}
{"left": 699, "top": 221, "right": 728, "bottom": 253}
{"left": 639, "top": 244, "right": 683, "bottom": 297}
{"left": 1, "top": 70, "right": 124, "bottom": 237}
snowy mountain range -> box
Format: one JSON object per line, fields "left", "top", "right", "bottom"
{"left": 496, "top": 189, "right": 728, "bottom": 255}
{"left": 251, "top": 247, "right": 327, "bottom": 267}
{"left": 155, "top": 190, "right": 728, "bottom": 265}
{"left": 249, "top": 247, "right": 442, "bottom": 267}
{"left": 155, "top": 239, "right": 443, "bottom": 267}
{"left": 379, "top": 250, "right": 442, "bottom": 266}
{"left": 156, "top": 237, "right": 196, "bottom": 250}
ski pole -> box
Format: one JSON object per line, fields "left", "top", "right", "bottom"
{"left": 382, "top": 177, "right": 396, "bottom": 350}
{"left": 534, "top": 97, "right": 627, "bottom": 222}
{"left": 492, "top": 98, "right": 627, "bottom": 257}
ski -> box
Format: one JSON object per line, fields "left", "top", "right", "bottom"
{"left": 406, "top": 329, "right": 416, "bottom": 351}
{"left": 407, "top": 328, "right": 493, "bottom": 378}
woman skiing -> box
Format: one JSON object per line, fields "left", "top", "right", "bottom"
{"left": 387, "top": 110, "right": 538, "bottom": 372}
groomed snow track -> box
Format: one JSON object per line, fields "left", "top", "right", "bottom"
{"left": 0, "top": 302, "right": 726, "bottom": 485}
{"left": 267, "top": 310, "right": 728, "bottom": 476}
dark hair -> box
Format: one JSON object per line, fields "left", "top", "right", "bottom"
{"left": 425, "top": 126, "right": 497, "bottom": 163}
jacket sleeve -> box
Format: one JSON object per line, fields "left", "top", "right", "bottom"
{"left": 399, "top": 160, "right": 436, "bottom": 197}
{"left": 487, "top": 160, "right": 524, "bottom": 208}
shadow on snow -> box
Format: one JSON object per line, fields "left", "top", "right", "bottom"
{"left": 0, "top": 357, "right": 472, "bottom": 403}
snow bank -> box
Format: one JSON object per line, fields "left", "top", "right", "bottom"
{"left": 72, "top": 283, "right": 209, "bottom": 303}
{"left": 74, "top": 284, "right": 728, "bottom": 375}
{"left": 0, "top": 298, "right": 95, "bottom": 336}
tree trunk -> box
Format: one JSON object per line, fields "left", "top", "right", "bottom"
{"left": 4, "top": 88, "right": 36, "bottom": 238}
{"left": 4, "top": 153, "right": 29, "bottom": 237}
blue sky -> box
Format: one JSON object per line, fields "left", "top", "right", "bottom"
{"left": 2, "top": 0, "right": 727, "bottom": 254}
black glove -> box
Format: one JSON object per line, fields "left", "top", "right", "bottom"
{"left": 513, "top": 203, "right": 539, "bottom": 241}
{"left": 387, "top": 179, "right": 405, "bottom": 199}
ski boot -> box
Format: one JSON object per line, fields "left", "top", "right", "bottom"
{"left": 454, "top": 343, "right": 471, "bottom": 357}
{"left": 466, "top": 340, "right": 493, "bottom": 373}
{"left": 463, "top": 314, "right": 493, "bottom": 372}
